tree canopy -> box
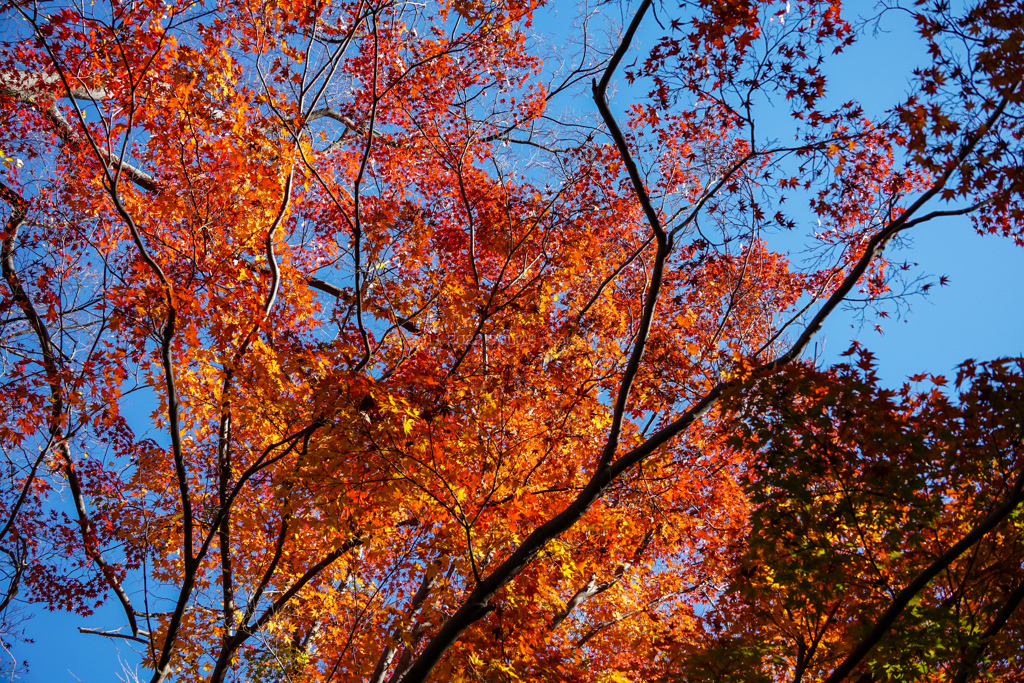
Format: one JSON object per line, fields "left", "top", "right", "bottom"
{"left": 1, "top": 0, "right": 1023, "bottom": 681}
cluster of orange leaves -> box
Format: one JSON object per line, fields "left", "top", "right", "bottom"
{"left": 1, "top": 0, "right": 1024, "bottom": 681}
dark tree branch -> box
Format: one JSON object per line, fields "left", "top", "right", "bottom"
{"left": 370, "top": 569, "right": 437, "bottom": 683}
{"left": 951, "top": 576, "right": 1024, "bottom": 683}
{"left": 1, "top": 179, "right": 141, "bottom": 637}
{"left": 394, "top": 19, "right": 1018, "bottom": 683}
{"left": 823, "top": 463, "right": 1024, "bottom": 683}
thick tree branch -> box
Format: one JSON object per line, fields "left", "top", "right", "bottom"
{"left": 591, "top": 0, "right": 668, "bottom": 473}
{"left": 0, "top": 69, "right": 110, "bottom": 100}
{"left": 0, "top": 545, "right": 24, "bottom": 616}
{"left": 549, "top": 569, "right": 625, "bottom": 632}
{"left": 822, "top": 462, "right": 1024, "bottom": 683}
{"left": 395, "top": 19, "right": 1017, "bottom": 683}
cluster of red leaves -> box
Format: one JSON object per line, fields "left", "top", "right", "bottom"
{"left": 1, "top": 0, "right": 1023, "bottom": 681}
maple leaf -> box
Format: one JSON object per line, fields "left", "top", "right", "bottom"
{"left": 1, "top": 0, "right": 1024, "bottom": 681}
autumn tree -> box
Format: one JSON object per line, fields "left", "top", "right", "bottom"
{"left": 681, "top": 354, "right": 1024, "bottom": 682}
{"left": 1, "top": 0, "right": 1023, "bottom": 681}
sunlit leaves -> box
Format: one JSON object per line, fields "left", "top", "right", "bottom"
{"left": 2, "top": 0, "right": 1024, "bottom": 680}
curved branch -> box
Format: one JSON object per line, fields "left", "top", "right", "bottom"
{"left": 394, "top": 21, "right": 1018, "bottom": 683}
{"left": 591, "top": 0, "right": 669, "bottom": 473}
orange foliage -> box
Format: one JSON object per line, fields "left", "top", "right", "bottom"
{"left": 1, "top": 0, "right": 1023, "bottom": 681}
